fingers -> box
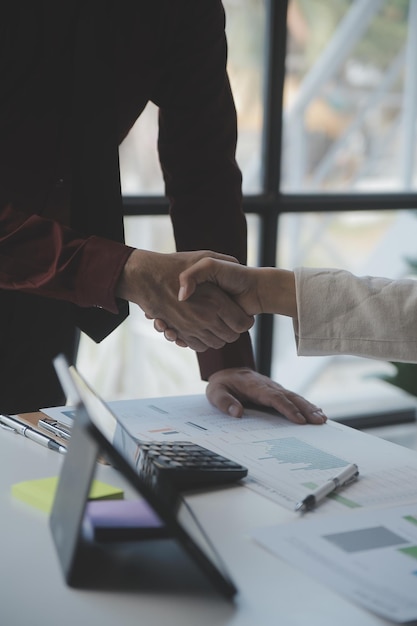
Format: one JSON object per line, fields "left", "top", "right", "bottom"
{"left": 216, "top": 301, "right": 254, "bottom": 335}
{"left": 265, "top": 391, "right": 327, "bottom": 425}
{"left": 206, "top": 383, "right": 244, "bottom": 418}
{"left": 153, "top": 319, "right": 186, "bottom": 345}
{"left": 183, "top": 282, "right": 253, "bottom": 337}
{"left": 149, "top": 283, "right": 253, "bottom": 351}
{"left": 153, "top": 318, "right": 167, "bottom": 332}
{"left": 178, "top": 258, "right": 220, "bottom": 302}
{"left": 205, "top": 251, "right": 239, "bottom": 264}
{"left": 206, "top": 368, "right": 328, "bottom": 425}
{"left": 152, "top": 316, "right": 237, "bottom": 351}
{"left": 163, "top": 327, "right": 177, "bottom": 342}
{"left": 178, "top": 256, "right": 243, "bottom": 302}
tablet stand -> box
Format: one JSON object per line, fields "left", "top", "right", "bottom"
{"left": 49, "top": 408, "right": 222, "bottom": 594}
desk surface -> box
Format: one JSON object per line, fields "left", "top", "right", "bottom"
{"left": 1, "top": 418, "right": 408, "bottom": 626}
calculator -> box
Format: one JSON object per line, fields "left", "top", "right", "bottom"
{"left": 135, "top": 440, "right": 248, "bottom": 491}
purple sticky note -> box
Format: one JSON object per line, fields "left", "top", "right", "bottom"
{"left": 83, "top": 498, "right": 170, "bottom": 542}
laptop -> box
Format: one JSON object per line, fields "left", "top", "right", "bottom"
{"left": 50, "top": 355, "right": 238, "bottom": 598}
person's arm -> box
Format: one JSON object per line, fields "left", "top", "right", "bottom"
{"left": 178, "top": 260, "right": 297, "bottom": 317}
{"left": 0, "top": 6, "right": 133, "bottom": 323}
{"left": 178, "top": 258, "right": 417, "bottom": 363}
{"left": 153, "top": 0, "right": 253, "bottom": 378}
{"left": 294, "top": 267, "right": 417, "bottom": 362}
{"left": 0, "top": 202, "right": 132, "bottom": 313}
{"left": 0, "top": 202, "right": 253, "bottom": 350}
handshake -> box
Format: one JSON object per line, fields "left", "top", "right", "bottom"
{"left": 162, "top": 256, "right": 297, "bottom": 350}
{"left": 117, "top": 248, "right": 295, "bottom": 352}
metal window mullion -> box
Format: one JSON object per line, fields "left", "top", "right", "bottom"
{"left": 254, "top": 0, "right": 289, "bottom": 376}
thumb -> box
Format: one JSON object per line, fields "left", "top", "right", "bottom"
{"left": 178, "top": 258, "right": 218, "bottom": 301}
{"left": 206, "top": 381, "right": 244, "bottom": 418}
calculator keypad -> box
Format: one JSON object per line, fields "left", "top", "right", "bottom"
{"left": 136, "top": 441, "right": 248, "bottom": 490}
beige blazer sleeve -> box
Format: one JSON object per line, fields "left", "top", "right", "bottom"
{"left": 293, "top": 267, "right": 417, "bottom": 363}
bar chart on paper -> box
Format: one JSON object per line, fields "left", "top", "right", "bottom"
{"left": 210, "top": 431, "right": 417, "bottom": 512}
{"left": 42, "top": 394, "right": 417, "bottom": 514}
{"left": 255, "top": 437, "right": 349, "bottom": 470}
{"left": 253, "top": 504, "right": 417, "bottom": 623}
{"left": 225, "top": 435, "right": 358, "bottom": 510}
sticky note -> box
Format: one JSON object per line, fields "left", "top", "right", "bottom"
{"left": 11, "top": 476, "right": 124, "bottom": 513}
{"left": 83, "top": 499, "right": 168, "bottom": 542}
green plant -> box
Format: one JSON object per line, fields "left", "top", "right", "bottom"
{"left": 379, "top": 361, "right": 417, "bottom": 398}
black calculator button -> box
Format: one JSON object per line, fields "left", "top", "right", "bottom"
{"left": 138, "top": 440, "right": 248, "bottom": 489}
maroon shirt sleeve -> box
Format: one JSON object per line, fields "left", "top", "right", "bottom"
{"left": 0, "top": 203, "right": 133, "bottom": 312}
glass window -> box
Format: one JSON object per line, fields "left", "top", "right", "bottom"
{"left": 283, "top": 0, "right": 416, "bottom": 193}
{"left": 272, "top": 208, "right": 417, "bottom": 410}
{"left": 119, "top": 0, "right": 267, "bottom": 196}
{"left": 119, "top": 103, "right": 162, "bottom": 196}
{"left": 224, "top": 0, "right": 266, "bottom": 193}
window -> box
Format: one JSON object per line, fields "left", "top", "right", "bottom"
{"left": 78, "top": 0, "right": 417, "bottom": 426}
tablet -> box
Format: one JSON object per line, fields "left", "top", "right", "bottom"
{"left": 50, "top": 356, "right": 237, "bottom": 598}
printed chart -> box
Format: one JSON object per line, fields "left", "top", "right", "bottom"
{"left": 253, "top": 504, "right": 417, "bottom": 623}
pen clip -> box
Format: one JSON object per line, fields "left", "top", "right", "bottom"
{"left": 338, "top": 470, "right": 359, "bottom": 490}
{"left": 0, "top": 422, "right": 16, "bottom": 432}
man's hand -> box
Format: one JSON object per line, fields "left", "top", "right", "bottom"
{"left": 116, "top": 249, "right": 254, "bottom": 352}
{"left": 207, "top": 368, "right": 327, "bottom": 425}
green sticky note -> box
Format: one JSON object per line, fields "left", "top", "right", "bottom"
{"left": 11, "top": 476, "right": 124, "bottom": 513}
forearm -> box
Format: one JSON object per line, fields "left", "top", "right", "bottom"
{"left": 157, "top": 3, "right": 245, "bottom": 263}
{"left": 0, "top": 202, "right": 132, "bottom": 312}
{"left": 257, "top": 268, "right": 297, "bottom": 317}
{"left": 198, "top": 332, "right": 255, "bottom": 380}
{"left": 115, "top": 249, "right": 153, "bottom": 310}
{"left": 156, "top": 3, "right": 250, "bottom": 374}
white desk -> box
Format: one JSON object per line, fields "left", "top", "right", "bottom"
{"left": 0, "top": 424, "right": 404, "bottom": 626}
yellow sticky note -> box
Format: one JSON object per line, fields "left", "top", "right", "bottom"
{"left": 11, "top": 476, "right": 124, "bottom": 513}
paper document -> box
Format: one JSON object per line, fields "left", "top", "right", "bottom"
{"left": 42, "top": 394, "right": 417, "bottom": 513}
{"left": 253, "top": 504, "right": 417, "bottom": 623}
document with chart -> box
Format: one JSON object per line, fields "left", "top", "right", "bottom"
{"left": 42, "top": 394, "right": 417, "bottom": 513}
{"left": 252, "top": 504, "right": 417, "bottom": 623}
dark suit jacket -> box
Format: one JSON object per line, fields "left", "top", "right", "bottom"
{"left": 0, "top": 1, "right": 254, "bottom": 408}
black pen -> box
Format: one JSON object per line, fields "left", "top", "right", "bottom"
{"left": 0, "top": 413, "right": 67, "bottom": 454}
{"left": 295, "top": 463, "right": 359, "bottom": 512}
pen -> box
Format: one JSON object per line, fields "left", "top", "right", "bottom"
{"left": 38, "top": 418, "right": 71, "bottom": 441}
{"left": 295, "top": 463, "right": 359, "bottom": 512}
{"left": 0, "top": 413, "right": 67, "bottom": 455}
